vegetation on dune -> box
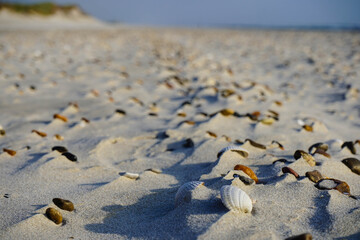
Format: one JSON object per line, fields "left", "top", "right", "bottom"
{"left": 0, "top": 1, "right": 86, "bottom": 16}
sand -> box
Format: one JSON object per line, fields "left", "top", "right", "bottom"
{"left": 0, "top": 22, "right": 360, "bottom": 239}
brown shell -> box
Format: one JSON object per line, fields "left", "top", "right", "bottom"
{"left": 294, "top": 150, "right": 316, "bottom": 166}
{"left": 177, "top": 112, "right": 187, "bottom": 117}
{"left": 54, "top": 134, "right": 64, "bottom": 141}
{"left": 3, "top": 148, "right": 16, "bottom": 156}
{"left": 32, "top": 129, "right": 47, "bottom": 137}
{"left": 53, "top": 198, "right": 74, "bottom": 211}
{"left": 81, "top": 117, "right": 90, "bottom": 123}
{"left": 219, "top": 108, "right": 235, "bottom": 116}
{"left": 274, "top": 101, "right": 283, "bottom": 107}
{"left": 282, "top": 167, "right": 300, "bottom": 179}
{"left": 245, "top": 139, "right": 266, "bottom": 149}
{"left": 303, "top": 125, "right": 313, "bottom": 132}
{"left": 342, "top": 158, "right": 360, "bottom": 175}
{"left": 221, "top": 89, "right": 235, "bottom": 98}
{"left": 305, "top": 170, "right": 323, "bottom": 183}
{"left": 53, "top": 114, "right": 68, "bottom": 122}
{"left": 285, "top": 233, "right": 312, "bottom": 240}
{"left": 314, "top": 148, "right": 331, "bottom": 158}
{"left": 183, "top": 120, "right": 196, "bottom": 125}
{"left": 341, "top": 141, "right": 356, "bottom": 154}
{"left": 234, "top": 164, "right": 258, "bottom": 183}
{"left": 271, "top": 140, "right": 284, "bottom": 150}
{"left": 46, "top": 207, "right": 63, "bottom": 225}
{"left": 206, "top": 131, "right": 217, "bottom": 138}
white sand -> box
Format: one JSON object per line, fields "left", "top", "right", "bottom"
{"left": 0, "top": 23, "right": 360, "bottom": 239}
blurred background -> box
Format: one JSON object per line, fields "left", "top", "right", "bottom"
{"left": 1, "top": 0, "right": 360, "bottom": 29}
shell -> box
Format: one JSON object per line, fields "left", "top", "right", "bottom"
{"left": 245, "top": 139, "right": 266, "bottom": 149}
{"left": 305, "top": 170, "right": 323, "bottom": 183}
{"left": 53, "top": 114, "right": 68, "bottom": 122}
{"left": 54, "top": 134, "right": 64, "bottom": 141}
{"left": 145, "top": 168, "right": 162, "bottom": 174}
{"left": 175, "top": 181, "right": 204, "bottom": 207}
{"left": 285, "top": 233, "right": 312, "bottom": 240}
{"left": 342, "top": 158, "right": 360, "bottom": 175}
{"left": 308, "top": 142, "right": 328, "bottom": 154}
{"left": 341, "top": 141, "right": 356, "bottom": 154}
{"left": 53, "top": 198, "right": 74, "bottom": 211}
{"left": 282, "top": 167, "right": 300, "bottom": 179}
{"left": 294, "top": 150, "right": 316, "bottom": 166}
{"left": 217, "top": 146, "right": 249, "bottom": 159}
{"left": 260, "top": 118, "right": 275, "bottom": 125}
{"left": 206, "top": 131, "right": 217, "bottom": 138}
{"left": 46, "top": 207, "right": 62, "bottom": 225}
{"left": 3, "top": 148, "right": 16, "bottom": 156}
{"left": 123, "top": 172, "right": 139, "bottom": 180}
{"left": 219, "top": 108, "right": 235, "bottom": 116}
{"left": 52, "top": 146, "right": 68, "bottom": 153}
{"left": 32, "top": 129, "right": 47, "bottom": 137}
{"left": 234, "top": 164, "right": 258, "bottom": 183}
{"left": 61, "top": 152, "right": 77, "bottom": 162}
{"left": 220, "top": 185, "right": 252, "bottom": 213}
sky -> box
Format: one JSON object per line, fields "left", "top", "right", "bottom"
{"left": 4, "top": 0, "right": 360, "bottom": 28}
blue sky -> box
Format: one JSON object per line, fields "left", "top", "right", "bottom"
{"left": 5, "top": 0, "right": 360, "bottom": 27}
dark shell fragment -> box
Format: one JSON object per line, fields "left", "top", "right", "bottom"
{"left": 342, "top": 158, "right": 360, "bottom": 175}
{"left": 62, "top": 152, "right": 77, "bottom": 162}
{"left": 52, "top": 146, "right": 68, "bottom": 153}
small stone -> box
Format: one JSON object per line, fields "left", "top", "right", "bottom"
{"left": 62, "top": 152, "right": 77, "bottom": 162}
{"left": 206, "top": 131, "right": 217, "bottom": 138}
{"left": 53, "top": 198, "right": 74, "bottom": 211}
{"left": 219, "top": 108, "right": 234, "bottom": 116}
{"left": 115, "top": 109, "right": 126, "bottom": 115}
{"left": 308, "top": 142, "right": 328, "bottom": 154}
{"left": 315, "top": 179, "right": 341, "bottom": 190}
{"left": 183, "top": 138, "right": 194, "bottom": 148}
{"left": 53, "top": 114, "right": 68, "bottom": 122}
{"left": 146, "top": 168, "right": 162, "bottom": 174}
{"left": 0, "top": 129, "right": 5, "bottom": 136}
{"left": 305, "top": 170, "right": 323, "bottom": 183}
{"left": 341, "top": 141, "right": 356, "bottom": 154}
{"left": 285, "top": 233, "right": 312, "bottom": 240}
{"left": 294, "top": 150, "right": 316, "bottom": 166}
{"left": 342, "top": 158, "right": 360, "bottom": 175}
{"left": 245, "top": 139, "right": 266, "bottom": 149}
{"left": 303, "top": 125, "right": 313, "bottom": 132}
{"left": 282, "top": 167, "right": 300, "bottom": 179}
{"left": 46, "top": 207, "right": 63, "bottom": 225}
{"left": 3, "top": 148, "right": 16, "bottom": 156}
{"left": 32, "top": 129, "right": 47, "bottom": 137}
{"left": 233, "top": 174, "right": 255, "bottom": 185}
{"left": 52, "top": 146, "right": 68, "bottom": 153}
{"left": 54, "top": 134, "right": 64, "bottom": 141}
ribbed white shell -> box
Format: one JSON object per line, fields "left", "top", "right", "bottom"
{"left": 175, "top": 181, "right": 204, "bottom": 207}
{"left": 220, "top": 185, "right": 252, "bottom": 213}
{"left": 217, "top": 146, "right": 249, "bottom": 158}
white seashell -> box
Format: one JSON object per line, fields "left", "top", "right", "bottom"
{"left": 217, "top": 146, "right": 249, "bottom": 159}
{"left": 296, "top": 119, "right": 305, "bottom": 126}
{"left": 123, "top": 172, "right": 139, "bottom": 180}
{"left": 175, "top": 181, "right": 204, "bottom": 207}
{"left": 220, "top": 185, "right": 252, "bottom": 213}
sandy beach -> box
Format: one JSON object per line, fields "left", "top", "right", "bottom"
{"left": 0, "top": 23, "right": 360, "bottom": 239}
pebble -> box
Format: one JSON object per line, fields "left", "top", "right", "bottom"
{"left": 342, "top": 158, "right": 360, "bottom": 175}
{"left": 219, "top": 108, "right": 234, "bottom": 116}
{"left": 206, "top": 131, "right": 217, "bottom": 138}
{"left": 294, "top": 150, "right": 316, "bottom": 166}
{"left": 46, "top": 207, "right": 62, "bottom": 225}
{"left": 341, "top": 141, "right": 356, "bottom": 154}
{"left": 32, "top": 129, "right": 47, "bottom": 137}
{"left": 145, "top": 168, "right": 162, "bottom": 174}
{"left": 282, "top": 167, "right": 299, "bottom": 179}
{"left": 245, "top": 139, "right": 266, "bottom": 149}
{"left": 305, "top": 170, "right": 323, "bottom": 183}
{"left": 234, "top": 164, "right": 258, "bottom": 183}
{"left": 53, "top": 198, "right": 74, "bottom": 211}
{"left": 61, "top": 152, "right": 77, "bottom": 162}
{"left": 52, "top": 146, "right": 68, "bottom": 153}
{"left": 3, "top": 148, "right": 16, "bottom": 156}
{"left": 115, "top": 109, "right": 126, "bottom": 115}
{"left": 233, "top": 174, "right": 255, "bottom": 185}
{"left": 53, "top": 113, "right": 68, "bottom": 122}
{"left": 183, "top": 138, "right": 194, "bottom": 148}
{"left": 285, "top": 233, "right": 312, "bottom": 240}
